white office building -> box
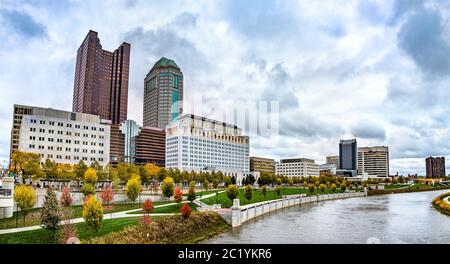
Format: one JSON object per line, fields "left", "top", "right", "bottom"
{"left": 357, "top": 146, "right": 389, "bottom": 178}
{"left": 275, "top": 158, "right": 320, "bottom": 178}
{"left": 166, "top": 114, "right": 250, "bottom": 178}
{"left": 15, "top": 105, "right": 111, "bottom": 167}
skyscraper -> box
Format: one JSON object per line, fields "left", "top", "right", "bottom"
{"left": 339, "top": 139, "right": 357, "bottom": 170}
{"left": 425, "top": 156, "right": 446, "bottom": 178}
{"left": 357, "top": 146, "right": 389, "bottom": 177}
{"left": 72, "top": 30, "right": 130, "bottom": 124}
{"left": 143, "top": 57, "right": 183, "bottom": 129}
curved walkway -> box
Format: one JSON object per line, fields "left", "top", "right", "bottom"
{"left": 444, "top": 196, "right": 450, "bottom": 204}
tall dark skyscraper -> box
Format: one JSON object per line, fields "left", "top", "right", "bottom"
{"left": 143, "top": 57, "right": 183, "bottom": 129}
{"left": 425, "top": 156, "right": 446, "bottom": 178}
{"left": 339, "top": 139, "right": 357, "bottom": 171}
{"left": 72, "top": 30, "right": 130, "bottom": 124}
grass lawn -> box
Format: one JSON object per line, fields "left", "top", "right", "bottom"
{"left": 200, "top": 187, "right": 351, "bottom": 208}
{"left": 0, "top": 216, "right": 145, "bottom": 244}
{"left": 0, "top": 200, "right": 173, "bottom": 230}
{"left": 127, "top": 202, "right": 198, "bottom": 214}
{"left": 385, "top": 184, "right": 410, "bottom": 190}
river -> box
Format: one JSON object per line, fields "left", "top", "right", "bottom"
{"left": 206, "top": 190, "right": 450, "bottom": 244}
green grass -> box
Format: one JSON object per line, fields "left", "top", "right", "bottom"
{"left": 127, "top": 202, "right": 199, "bottom": 214}
{"left": 385, "top": 184, "right": 410, "bottom": 190}
{"left": 369, "top": 183, "right": 450, "bottom": 196}
{"left": 200, "top": 187, "right": 351, "bottom": 208}
{"left": 0, "top": 200, "right": 173, "bottom": 230}
{"left": 0, "top": 216, "right": 144, "bottom": 244}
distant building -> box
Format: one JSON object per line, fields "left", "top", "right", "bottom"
{"left": 275, "top": 158, "right": 319, "bottom": 178}
{"left": 357, "top": 146, "right": 389, "bottom": 177}
{"left": 250, "top": 157, "right": 275, "bottom": 174}
{"left": 425, "top": 156, "right": 446, "bottom": 178}
{"left": 143, "top": 57, "right": 183, "bottom": 129}
{"left": 165, "top": 114, "right": 249, "bottom": 178}
{"left": 110, "top": 120, "right": 165, "bottom": 167}
{"left": 319, "top": 163, "right": 337, "bottom": 175}
{"left": 72, "top": 30, "right": 130, "bottom": 125}
{"left": 339, "top": 139, "right": 357, "bottom": 170}
{"left": 326, "top": 155, "right": 339, "bottom": 169}
{"left": 11, "top": 104, "right": 110, "bottom": 167}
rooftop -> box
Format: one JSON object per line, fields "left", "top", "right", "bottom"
{"left": 150, "top": 57, "right": 180, "bottom": 71}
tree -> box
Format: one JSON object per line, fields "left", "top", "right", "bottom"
{"left": 212, "top": 179, "right": 219, "bottom": 189}
{"left": 308, "top": 184, "right": 315, "bottom": 194}
{"left": 40, "top": 187, "right": 60, "bottom": 235}
{"left": 180, "top": 203, "right": 192, "bottom": 219}
{"left": 331, "top": 183, "right": 337, "bottom": 193}
{"left": 340, "top": 182, "right": 347, "bottom": 192}
{"left": 276, "top": 178, "right": 282, "bottom": 186}
{"left": 275, "top": 185, "right": 281, "bottom": 197}
{"left": 187, "top": 186, "right": 196, "bottom": 202}
{"left": 42, "top": 159, "right": 59, "bottom": 179}
{"left": 117, "top": 163, "right": 130, "bottom": 182}
{"left": 125, "top": 175, "right": 142, "bottom": 203}
{"left": 74, "top": 160, "right": 88, "bottom": 181}
{"left": 261, "top": 185, "right": 268, "bottom": 200}
{"left": 139, "top": 165, "right": 151, "bottom": 186}
{"left": 226, "top": 185, "right": 239, "bottom": 202}
{"left": 161, "top": 177, "right": 175, "bottom": 199}
{"left": 22, "top": 153, "right": 43, "bottom": 182}
{"left": 303, "top": 181, "right": 308, "bottom": 189}
{"left": 81, "top": 183, "right": 95, "bottom": 198}
{"left": 100, "top": 184, "right": 114, "bottom": 208}
{"left": 13, "top": 185, "right": 36, "bottom": 226}
{"left": 203, "top": 180, "right": 209, "bottom": 191}
{"left": 173, "top": 186, "right": 183, "bottom": 205}
{"left": 224, "top": 176, "right": 232, "bottom": 187}
{"left": 230, "top": 176, "right": 236, "bottom": 185}
{"left": 142, "top": 199, "right": 154, "bottom": 214}
{"left": 319, "top": 183, "right": 326, "bottom": 193}
{"left": 84, "top": 168, "right": 98, "bottom": 185}
{"left": 60, "top": 187, "right": 73, "bottom": 207}
{"left": 244, "top": 185, "right": 253, "bottom": 204}
{"left": 82, "top": 196, "right": 103, "bottom": 233}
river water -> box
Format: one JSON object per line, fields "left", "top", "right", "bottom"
{"left": 206, "top": 190, "right": 450, "bottom": 244}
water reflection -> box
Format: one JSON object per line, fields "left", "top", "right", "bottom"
{"left": 206, "top": 190, "right": 450, "bottom": 244}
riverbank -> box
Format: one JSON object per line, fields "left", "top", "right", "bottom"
{"left": 432, "top": 192, "right": 450, "bottom": 216}
{"left": 368, "top": 184, "right": 450, "bottom": 196}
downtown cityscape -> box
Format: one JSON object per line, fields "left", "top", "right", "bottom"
{"left": 1, "top": 0, "right": 450, "bottom": 252}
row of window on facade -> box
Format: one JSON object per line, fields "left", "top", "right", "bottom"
{"left": 28, "top": 136, "right": 105, "bottom": 146}
{"left": 28, "top": 128, "right": 105, "bottom": 139}
{"left": 27, "top": 144, "right": 105, "bottom": 154}
{"left": 29, "top": 119, "right": 105, "bottom": 131}
{"left": 37, "top": 153, "right": 104, "bottom": 162}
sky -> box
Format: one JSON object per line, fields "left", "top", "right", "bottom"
{"left": 1, "top": 0, "right": 450, "bottom": 175}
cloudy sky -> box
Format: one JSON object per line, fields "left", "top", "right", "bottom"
{"left": 1, "top": 0, "right": 450, "bottom": 175}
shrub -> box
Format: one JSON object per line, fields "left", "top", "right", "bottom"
{"left": 180, "top": 203, "right": 192, "bottom": 219}
{"left": 319, "top": 183, "right": 326, "bottom": 193}
{"left": 161, "top": 177, "right": 175, "bottom": 198}
{"left": 331, "top": 183, "right": 337, "bottom": 193}
{"left": 81, "top": 183, "right": 95, "bottom": 198}
{"left": 100, "top": 184, "right": 114, "bottom": 207}
{"left": 308, "top": 184, "right": 315, "bottom": 194}
{"left": 275, "top": 185, "right": 281, "bottom": 197}
{"left": 203, "top": 180, "right": 209, "bottom": 191}
{"left": 41, "top": 187, "right": 60, "bottom": 234}
{"left": 60, "top": 187, "right": 73, "bottom": 207}
{"left": 340, "top": 182, "right": 347, "bottom": 192}
{"left": 142, "top": 199, "right": 154, "bottom": 214}
{"left": 226, "top": 185, "right": 239, "bottom": 202}
{"left": 13, "top": 185, "right": 36, "bottom": 226}
{"left": 82, "top": 196, "right": 103, "bottom": 233}
{"left": 261, "top": 185, "right": 268, "bottom": 198}
{"left": 187, "top": 187, "right": 196, "bottom": 202}
{"left": 244, "top": 185, "right": 253, "bottom": 203}
{"left": 126, "top": 176, "right": 142, "bottom": 203}
{"left": 174, "top": 186, "right": 183, "bottom": 204}
{"left": 84, "top": 168, "right": 98, "bottom": 185}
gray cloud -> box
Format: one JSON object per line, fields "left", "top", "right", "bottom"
{"left": 351, "top": 122, "right": 386, "bottom": 140}
{"left": 0, "top": 9, "right": 47, "bottom": 39}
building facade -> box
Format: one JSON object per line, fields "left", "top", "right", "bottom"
{"left": 326, "top": 155, "right": 340, "bottom": 169}
{"left": 339, "top": 139, "right": 357, "bottom": 170}
{"left": 143, "top": 57, "right": 183, "bottom": 129}
{"left": 425, "top": 156, "right": 446, "bottom": 178}
{"left": 357, "top": 146, "right": 389, "bottom": 178}
{"left": 319, "top": 163, "right": 337, "bottom": 175}
{"left": 11, "top": 104, "right": 110, "bottom": 167}
{"left": 275, "top": 158, "right": 320, "bottom": 178}
{"left": 72, "top": 30, "right": 130, "bottom": 125}
{"left": 250, "top": 157, "right": 275, "bottom": 174}
{"left": 110, "top": 120, "right": 165, "bottom": 167}
{"left": 165, "top": 114, "right": 249, "bottom": 174}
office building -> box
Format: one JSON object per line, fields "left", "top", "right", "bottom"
{"left": 11, "top": 104, "right": 110, "bottom": 167}
{"left": 275, "top": 158, "right": 319, "bottom": 178}
{"left": 319, "top": 163, "right": 337, "bottom": 175}
{"left": 143, "top": 57, "right": 183, "bottom": 129}
{"left": 425, "top": 156, "right": 446, "bottom": 178}
{"left": 165, "top": 114, "right": 249, "bottom": 175}
{"left": 357, "top": 146, "right": 389, "bottom": 178}
{"left": 326, "top": 155, "right": 340, "bottom": 169}
{"left": 339, "top": 139, "right": 357, "bottom": 170}
{"left": 73, "top": 30, "right": 130, "bottom": 124}
{"left": 250, "top": 157, "right": 275, "bottom": 174}
{"left": 110, "top": 120, "right": 165, "bottom": 167}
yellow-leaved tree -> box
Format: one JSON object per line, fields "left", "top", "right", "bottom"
{"left": 13, "top": 185, "right": 36, "bottom": 226}
{"left": 82, "top": 195, "right": 103, "bottom": 233}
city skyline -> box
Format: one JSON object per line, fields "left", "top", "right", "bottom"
{"left": 1, "top": 1, "right": 450, "bottom": 175}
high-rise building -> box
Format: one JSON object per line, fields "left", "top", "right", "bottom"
{"left": 250, "top": 157, "right": 275, "bottom": 174}
{"left": 326, "top": 155, "right": 340, "bottom": 169}
{"left": 143, "top": 57, "right": 183, "bottom": 129}
{"left": 10, "top": 104, "right": 111, "bottom": 167}
{"left": 357, "top": 146, "right": 389, "bottom": 177}
{"left": 165, "top": 114, "right": 249, "bottom": 174}
{"left": 275, "top": 158, "right": 320, "bottom": 178}
{"left": 425, "top": 156, "right": 446, "bottom": 178}
{"left": 72, "top": 30, "right": 130, "bottom": 125}
{"left": 110, "top": 120, "right": 166, "bottom": 167}
{"left": 339, "top": 139, "right": 357, "bottom": 170}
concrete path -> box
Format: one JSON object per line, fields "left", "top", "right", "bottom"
{"left": 444, "top": 196, "right": 450, "bottom": 205}
{"left": 0, "top": 201, "right": 184, "bottom": 235}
